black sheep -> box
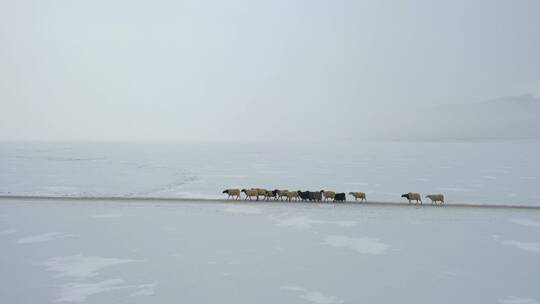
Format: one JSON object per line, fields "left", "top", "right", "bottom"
{"left": 298, "top": 191, "right": 310, "bottom": 201}
{"left": 334, "top": 193, "right": 346, "bottom": 202}
{"left": 308, "top": 191, "right": 322, "bottom": 201}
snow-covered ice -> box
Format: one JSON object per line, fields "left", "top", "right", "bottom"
{"left": 0, "top": 228, "right": 16, "bottom": 235}
{"left": 275, "top": 215, "right": 357, "bottom": 229}
{"left": 281, "top": 286, "right": 344, "bottom": 304}
{"left": 91, "top": 214, "right": 123, "bottom": 219}
{"left": 493, "top": 236, "right": 540, "bottom": 253}
{"left": 499, "top": 297, "right": 540, "bottom": 304}
{"left": 2, "top": 141, "right": 540, "bottom": 206}
{"left": 508, "top": 218, "right": 540, "bottom": 228}
{"left": 224, "top": 205, "right": 263, "bottom": 214}
{"left": 17, "top": 232, "right": 73, "bottom": 244}
{"left": 57, "top": 279, "right": 126, "bottom": 303}
{"left": 44, "top": 255, "right": 136, "bottom": 279}
{"left": 1, "top": 199, "right": 539, "bottom": 303}
{"left": 321, "top": 235, "right": 390, "bottom": 255}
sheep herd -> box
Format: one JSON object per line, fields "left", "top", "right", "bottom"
{"left": 222, "top": 189, "right": 445, "bottom": 205}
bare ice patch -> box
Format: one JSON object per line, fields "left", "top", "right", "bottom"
{"left": 499, "top": 296, "right": 540, "bottom": 304}
{"left": 281, "top": 286, "right": 344, "bottom": 304}
{"left": 44, "top": 255, "right": 136, "bottom": 279}
{"left": 508, "top": 218, "right": 540, "bottom": 228}
{"left": 0, "top": 229, "right": 17, "bottom": 235}
{"left": 276, "top": 216, "right": 356, "bottom": 229}
{"left": 224, "top": 205, "right": 262, "bottom": 215}
{"left": 322, "top": 235, "right": 390, "bottom": 255}
{"left": 493, "top": 235, "right": 540, "bottom": 253}
{"left": 17, "top": 232, "right": 73, "bottom": 244}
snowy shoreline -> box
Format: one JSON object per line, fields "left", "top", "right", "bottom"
{"left": 2, "top": 195, "right": 540, "bottom": 210}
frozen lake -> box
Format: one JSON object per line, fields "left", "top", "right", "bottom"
{"left": 1, "top": 141, "right": 540, "bottom": 206}
{"left": 1, "top": 199, "right": 539, "bottom": 303}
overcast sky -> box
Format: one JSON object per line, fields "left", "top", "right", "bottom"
{"left": 1, "top": 0, "right": 539, "bottom": 142}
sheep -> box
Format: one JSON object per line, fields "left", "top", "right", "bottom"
{"left": 401, "top": 192, "right": 422, "bottom": 205}
{"left": 248, "top": 188, "right": 268, "bottom": 200}
{"left": 298, "top": 191, "right": 310, "bottom": 201}
{"left": 348, "top": 192, "right": 366, "bottom": 202}
{"left": 426, "top": 194, "right": 445, "bottom": 204}
{"left": 274, "top": 189, "right": 289, "bottom": 201}
{"left": 242, "top": 189, "right": 260, "bottom": 201}
{"left": 320, "top": 190, "right": 336, "bottom": 201}
{"left": 286, "top": 191, "right": 299, "bottom": 201}
{"left": 334, "top": 193, "right": 346, "bottom": 202}
{"left": 308, "top": 191, "right": 322, "bottom": 202}
{"left": 222, "top": 189, "right": 241, "bottom": 200}
{"left": 264, "top": 189, "right": 279, "bottom": 200}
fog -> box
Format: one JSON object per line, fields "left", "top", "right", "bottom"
{"left": 1, "top": 0, "right": 539, "bottom": 142}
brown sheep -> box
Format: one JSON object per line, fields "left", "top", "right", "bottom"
{"left": 251, "top": 188, "right": 268, "bottom": 200}
{"left": 242, "top": 189, "right": 259, "bottom": 200}
{"left": 222, "top": 189, "right": 241, "bottom": 200}
{"left": 275, "top": 189, "right": 289, "bottom": 201}
{"left": 320, "top": 190, "right": 336, "bottom": 201}
{"left": 348, "top": 192, "right": 366, "bottom": 202}
{"left": 286, "top": 191, "right": 299, "bottom": 201}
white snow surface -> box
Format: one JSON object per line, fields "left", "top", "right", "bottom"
{"left": 508, "top": 218, "right": 540, "bottom": 228}
{"left": 281, "top": 286, "right": 344, "bottom": 304}
{"left": 2, "top": 141, "right": 540, "bottom": 206}
{"left": 321, "top": 235, "right": 390, "bottom": 255}
{"left": 17, "top": 232, "right": 73, "bottom": 244}
{"left": 500, "top": 297, "right": 540, "bottom": 304}
{"left": 44, "top": 255, "right": 136, "bottom": 279}
{"left": 1, "top": 199, "right": 539, "bottom": 303}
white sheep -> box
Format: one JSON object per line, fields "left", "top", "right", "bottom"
{"left": 401, "top": 192, "right": 422, "bottom": 205}
{"left": 426, "top": 194, "right": 444, "bottom": 204}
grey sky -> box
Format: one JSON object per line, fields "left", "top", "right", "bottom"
{"left": 1, "top": 0, "right": 539, "bottom": 141}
